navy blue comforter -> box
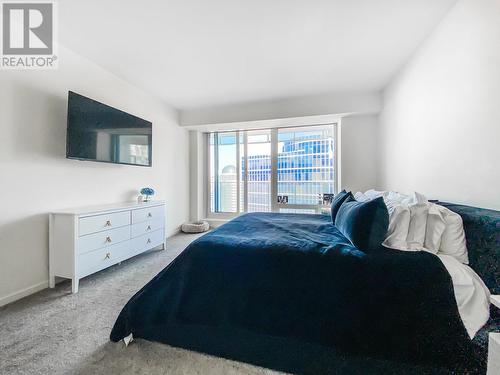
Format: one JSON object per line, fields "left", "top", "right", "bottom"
{"left": 111, "top": 213, "right": 481, "bottom": 373}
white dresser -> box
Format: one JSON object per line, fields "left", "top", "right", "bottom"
{"left": 49, "top": 201, "right": 166, "bottom": 293}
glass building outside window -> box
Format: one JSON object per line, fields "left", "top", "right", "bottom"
{"left": 209, "top": 124, "right": 336, "bottom": 214}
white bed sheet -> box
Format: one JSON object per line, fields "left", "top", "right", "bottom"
{"left": 437, "top": 254, "right": 490, "bottom": 338}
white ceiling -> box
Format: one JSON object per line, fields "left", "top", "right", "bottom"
{"left": 59, "top": 0, "right": 457, "bottom": 110}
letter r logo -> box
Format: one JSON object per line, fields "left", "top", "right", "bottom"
{"left": 2, "top": 3, "right": 53, "bottom": 55}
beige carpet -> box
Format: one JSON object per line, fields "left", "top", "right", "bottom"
{"left": 0, "top": 232, "right": 285, "bottom": 375}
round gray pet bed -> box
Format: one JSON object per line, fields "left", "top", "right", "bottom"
{"left": 181, "top": 221, "right": 210, "bottom": 233}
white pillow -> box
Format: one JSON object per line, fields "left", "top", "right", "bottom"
{"left": 411, "top": 191, "right": 428, "bottom": 205}
{"left": 357, "top": 189, "right": 410, "bottom": 204}
{"left": 385, "top": 190, "right": 415, "bottom": 205}
{"left": 358, "top": 190, "right": 428, "bottom": 252}
{"left": 360, "top": 190, "right": 468, "bottom": 263}
{"left": 382, "top": 204, "right": 411, "bottom": 250}
{"left": 364, "top": 189, "right": 387, "bottom": 200}
{"left": 437, "top": 206, "right": 469, "bottom": 264}
{"left": 354, "top": 191, "right": 369, "bottom": 202}
{"left": 406, "top": 203, "right": 429, "bottom": 250}
{"left": 379, "top": 200, "right": 469, "bottom": 264}
{"left": 423, "top": 204, "right": 446, "bottom": 253}
{"left": 403, "top": 192, "right": 429, "bottom": 250}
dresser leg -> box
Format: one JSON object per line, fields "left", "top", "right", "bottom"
{"left": 163, "top": 241, "right": 167, "bottom": 250}
{"left": 49, "top": 274, "right": 55, "bottom": 288}
{"left": 72, "top": 278, "right": 79, "bottom": 294}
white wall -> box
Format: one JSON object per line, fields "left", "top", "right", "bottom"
{"left": 340, "top": 115, "right": 379, "bottom": 193}
{"left": 0, "top": 46, "right": 190, "bottom": 306}
{"left": 378, "top": 0, "right": 500, "bottom": 210}
{"left": 188, "top": 113, "right": 379, "bottom": 221}
{"left": 189, "top": 131, "right": 207, "bottom": 221}
{"left": 180, "top": 91, "right": 381, "bottom": 126}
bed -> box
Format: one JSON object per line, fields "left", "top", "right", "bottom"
{"left": 110, "top": 202, "right": 500, "bottom": 375}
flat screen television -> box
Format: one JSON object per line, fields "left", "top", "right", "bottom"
{"left": 66, "top": 91, "right": 152, "bottom": 167}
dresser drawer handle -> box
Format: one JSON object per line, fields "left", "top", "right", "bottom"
{"left": 146, "top": 225, "right": 152, "bottom": 231}
{"left": 106, "top": 236, "right": 112, "bottom": 243}
{"left": 105, "top": 252, "right": 111, "bottom": 259}
{"left": 105, "top": 220, "right": 112, "bottom": 227}
{"left": 147, "top": 213, "right": 153, "bottom": 218}
{"left": 147, "top": 238, "right": 151, "bottom": 244}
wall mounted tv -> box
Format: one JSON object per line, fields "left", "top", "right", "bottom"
{"left": 66, "top": 91, "right": 152, "bottom": 167}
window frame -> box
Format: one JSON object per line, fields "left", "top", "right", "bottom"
{"left": 206, "top": 123, "right": 338, "bottom": 219}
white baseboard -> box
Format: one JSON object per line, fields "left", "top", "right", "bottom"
{"left": 0, "top": 280, "right": 48, "bottom": 307}
{"left": 167, "top": 226, "right": 182, "bottom": 238}
{"left": 0, "top": 229, "right": 184, "bottom": 308}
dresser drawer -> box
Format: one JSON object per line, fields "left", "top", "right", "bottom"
{"left": 78, "top": 226, "right": 130, "bottom": 254}
{"left": 131, "top": 205, "right": 164, "bottom": 224}
{"left": 131, "top": 218, "right": 164, "bottom": 238}
{"left": 79, "top": 211, "right": 130, "bottom": 236}
{"left": 131, "top": 229, "right": 164, "bottom": 253}
{"left": 77, "top": 240, "right": 130, "bottom": 278}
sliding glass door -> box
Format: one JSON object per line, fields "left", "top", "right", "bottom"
{"left": 246, "top": 130, "right": 272, "bottom": 212}
{"left": 208, "top": 124, "right": 337, "bottom": 216}
{"left": 277, "top": 125, "right": 336, "bottom": 213}
{"left": 209, "top": 132, "right": 238, "bottom": 213}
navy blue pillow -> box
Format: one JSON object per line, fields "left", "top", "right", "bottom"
{"left": 334, "top": 196, "right": 389, "bottom": 252}
{"left": 330, "top": 190, "right": 353, "bottom": 223}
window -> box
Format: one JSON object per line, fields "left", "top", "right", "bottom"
{"left": 208, "top": 124, "right": 337, "bottom": 216}
{"left": 209, "top": 132, "right": 238, "bottom": 213}
{"left": 276, "top": 126, "right": 336, "bottom": 213}
{"left": 246, "top": 129, "right": 272, "bottom": 212}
